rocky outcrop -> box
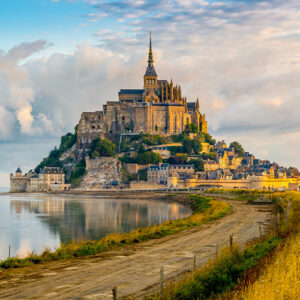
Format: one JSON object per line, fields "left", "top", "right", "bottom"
{"left": 80, "top": 157, "right": 121, "bottom": 189}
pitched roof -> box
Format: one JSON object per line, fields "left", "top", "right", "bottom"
{"left": 145, "top": 65, "right": 157, "bottom": 77}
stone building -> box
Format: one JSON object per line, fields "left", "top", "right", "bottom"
{"left": 148, "top": 163, "right": 194, "bottom": 185}
{"left": 77, "top": 34, "right": 207, "bottom": 145}
{"left": 10, "top": 168, "right": 28, "bottom": 192}
{"left": 10, "top": 167, "right": 66, "bottom": 192}
{"left": 40, "top": 167, "right": 65, "bottom": 190}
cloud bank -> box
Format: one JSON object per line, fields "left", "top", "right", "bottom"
{"left": 0, "top": 0, "right": 300, "bottom": 183}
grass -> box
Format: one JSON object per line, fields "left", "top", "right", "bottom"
{"left": 205, "top": 188, "right": 274, "bottom": 195}
{"left": 151, "top": 236, "right": 282, "bottom": 300}
{"left": 150, "top": 191, "right": 300, "bottom": 300}
{"left": 232, "top": 232, "right": 299, "bottom": 300}
{"left": 0, "top": 195, "right": 231, "bottom": 270}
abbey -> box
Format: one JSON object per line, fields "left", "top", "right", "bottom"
{"left": 77, "top": 34, "right": 207, "bottom": 144}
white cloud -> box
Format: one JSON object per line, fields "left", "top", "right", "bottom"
{"left": 1, "top": 0, "right": 300, "bottom": 178}
{"left": 0, "top": 40, "right": 51, "bottom": 139}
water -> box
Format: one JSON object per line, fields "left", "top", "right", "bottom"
{"left": 0, "top": 193, "right": 191, "bottom": 260}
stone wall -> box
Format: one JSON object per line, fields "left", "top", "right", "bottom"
{"left": 10, "top": 176, "right": 28, "bottom": 192}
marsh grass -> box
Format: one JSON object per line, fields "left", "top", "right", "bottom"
{"left": 150, "top": 236, "right": 282, "bottom": 300}
{"left": 151, "top": 191, "right": 299, "bottom": 300}
{"left": 0, "top": 195, "right": 231, "bottom": 270}
{"left": 205, "top": 188, "right": 274, "bottom": 196}
{"left": 232, "top": 232, "right": 299, "bottom": 300}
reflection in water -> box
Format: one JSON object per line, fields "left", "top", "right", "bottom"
{"left": 0, "top": 193, "right": 191, "bottom": 260}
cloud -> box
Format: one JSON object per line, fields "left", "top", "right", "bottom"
{"left": 0, "top": 40, "right": 51, "bottom": 139}
{"left": 1, "top": 0, "right": 300, "bottom": 175}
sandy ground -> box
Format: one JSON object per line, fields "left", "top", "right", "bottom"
{"left": 0, "top": 200, "right": 274, "bottom": 300}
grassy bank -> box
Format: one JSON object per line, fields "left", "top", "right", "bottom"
{"left": 232, "top": 232, "right": 299, "bottom": 300}
{"left": 205, "top": 188, "right": 274, "bottom": 195}
{"left": 0, "top": 195, "right": 230, "bottom": 270}
{"left": 151, "top": 191, "right": 299, "bottom": 300}
{"left": 151, "top": 236, "right": 282, "bottom": 300}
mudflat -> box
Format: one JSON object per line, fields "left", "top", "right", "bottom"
{"left": 0, "top": 200, "right": 274, "bottom": 299}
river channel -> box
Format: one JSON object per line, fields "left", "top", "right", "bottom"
{"left": 0, "top": 193, "right": 191, "bottom": 260}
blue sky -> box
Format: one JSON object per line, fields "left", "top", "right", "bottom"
{"left": 1, "top": 0, "right": 300, "bottom": 186}
{"left": 0, "top": 0, "right": 97, "bottom": 54}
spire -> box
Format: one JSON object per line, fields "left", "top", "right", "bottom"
{"left": 148, "top": 31, "right": 153, "bottom": 66}
{"left": 144, "top": 31, "right": 157, "bottom": 77}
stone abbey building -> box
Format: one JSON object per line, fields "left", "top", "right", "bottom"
{"left": 77, "top": 35, "right": 207, "bottom": 144}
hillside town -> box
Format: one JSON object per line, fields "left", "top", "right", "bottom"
{"left": 10, "top": 35, "right": 300, "bottom": 193}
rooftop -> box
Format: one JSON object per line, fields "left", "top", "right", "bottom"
{"left": 118, "top": 89, "right": 144, "bottom": 95}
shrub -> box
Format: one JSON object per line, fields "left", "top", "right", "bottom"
{"left": 89, "top": 138, "right": 116, "bottom": 157}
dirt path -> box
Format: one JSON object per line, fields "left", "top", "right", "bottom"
{"left": 0, "top": 201, "right": 274, "bottom": 300}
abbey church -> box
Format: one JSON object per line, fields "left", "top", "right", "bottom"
{"left": 77, "top": 34, "right": 207, "bottom": 144}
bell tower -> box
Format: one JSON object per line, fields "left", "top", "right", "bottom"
{"left": 144, "top": 32, "right": 158, "bottom": 90}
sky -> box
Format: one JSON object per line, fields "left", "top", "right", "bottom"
{"left": 1, "top": 0, "right": 300, "bottom": 187}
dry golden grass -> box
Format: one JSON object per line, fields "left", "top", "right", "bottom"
{"left": 235, "top": 232, "right": 300, "bottom": 300}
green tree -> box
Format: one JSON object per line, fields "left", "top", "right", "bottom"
{"left": 90, "top": 138, "right": 116, "bottom": 157}
{"left": 70, "top": 159, "right": 86, "bottom": 186}
{"left": 205, "top": 133, "right": 216, "bottom": 145}
{"left": 188, "top": 159, "right": 204, "bottom": 172}
{"left": 192, "top": 139, "right": 202, "bottom": 154}
{"left": 198, "top": 132, "right": 206, "bottom": 143}
{"left": 168, "top": 154, "right": 187, "bottom": 164}
{"left": 190, "top": 123, "right": 198, "bottom": 133}
{"left": 182, "top": 138, "right": 193, "bottom": 154}
{"left": 136, "top": 151, "right": 162, "bottom": 164}
{"left": 230, "top": 141, "right": 245, "bottom": 157}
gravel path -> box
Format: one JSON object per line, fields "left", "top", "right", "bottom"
{"left": 0, "top": 200, "right": 274, "bottom": 299}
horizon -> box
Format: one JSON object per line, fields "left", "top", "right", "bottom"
{"left": 1, "top": 0, "right": 300, "bottom": 187}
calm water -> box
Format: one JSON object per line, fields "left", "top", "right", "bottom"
{"left": 0, "top": 193, "right": 191, "bottom": 260}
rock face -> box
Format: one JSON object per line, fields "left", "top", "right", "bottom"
{"left": 80, "top": 157, "right": 121, "bottom": 189}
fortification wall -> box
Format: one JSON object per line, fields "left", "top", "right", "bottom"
{"left": 10, "top": 177, "right": 28, "bottom": 192}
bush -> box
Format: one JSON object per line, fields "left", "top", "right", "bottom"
{"left": 70, "top": 159, "right": 86, "bottom": 186}
{"left": 168, "top": 154, "right": 188, "bottom": 164}
{"left": 205, "top": 133, "right": 216, "bottom": 145}
{"left": 89, "top": 138, "right": 116, "bottom": 157}
{"left": 188, "top": 159, "right": 204, "bottom": 172}
{"left": 136, "top": 151, "right": 162, "bottom": 164}
{"left": 230, "top": 141, "right": 245, "bottom": 157}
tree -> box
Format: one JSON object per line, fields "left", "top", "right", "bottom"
{"left": 198, "top": 132, "right": 206, "bottom": 143}
{"left": 70, "top": 159, "right": 86, "bottom": 186}
{"left": 208, "top": 153, "right": 216, "bottom": 160}
{"left": 230, "top": 141, "right": 245, "bottom": 157}
{"left": 192, "top": 139, "right": 202, "bottom": 154}
{"left": 188, "top": 159, "right": 204, "bottom": 172}
{"left": 182, "top": 138, "right": 193, "bottom": 154}
{"left": 168, "top": 155, "right": 187, "bottom": 164}
{"left": 136, "top": 151, "right": 162, "bottom": 164}
{"left": 90, "top": 138, "right": 116, "bottom": 157}
{"left": 205, "top": 133, "right": 216, "bottom": 145}
{"left": 190, "top": 123, "right": 198, "bottom": 133}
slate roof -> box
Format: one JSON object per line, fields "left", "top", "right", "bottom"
{"left": 16, "top": 167, "right": 22, "bottom": 173}
{"left": 151, "top": 103, "right": 183, "bottom": 107}
{"left": 187, "top": 102, "right": 195, "bottom": 109}
{"left": 118, "top": 89, "right": 144, "bottom": 95}
{"left": 40, "top": 167, "right": 63, "bottom": 174}
{"left": 145, "top": 65, "right": 157, "bottom": 76}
